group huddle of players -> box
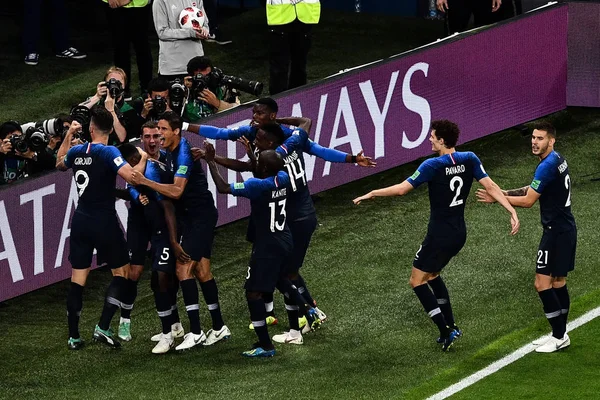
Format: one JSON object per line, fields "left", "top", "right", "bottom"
{"left": 56, "top": 97, "right": 576, "bottom": 357}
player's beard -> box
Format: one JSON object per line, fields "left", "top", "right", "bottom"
{"left": 532, "top": 143, "right": 547, "bottom": 156}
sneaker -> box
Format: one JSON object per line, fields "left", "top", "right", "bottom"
{"left": 151, "top": 322, "right": 185, "bottom": 342}
{"left": 24, "top": 53, "right": 39, "bottom": 66}
{"left": 242, "top": 347, "right": 275, "bottom": 358}
{"left": 441, "top": 329, "right": 459, "bottom": 352}
{"left": 152, "top": 333, "right": 174, "bottom": 354}
{"left": 532, "top": 333, "right": 552, "bottom": 346}
{"left": 535, "top": 334, "right": 570, "bottom": 353}
{"left": 175, "top": 331, "right": 206, "bottom": 351}
{"left": 249, "top": 316, "right": 278, "bottom": 330}
{"left": 67, "top": 337, "right": 85, "bottom": 350}
{"left": 56, "top": 47, "right": 87, "bottom": 60}
{"left": 437, "top": 325, "right": 462, "bottom": 344}
{"left": 205, "top": 30, "right": 232, "bottom": 45}
{"left": 203, "top": 325, "right": 231, "bottom": 346}
{"left": 93, "top": 325, "right": 121, "bottom": 349}
{"left": 273, "top": 330, "right": 303, "bottom": 345}
{"left": 315, "top": 307, "right": 327, "bottom": 323}
{"left": 118, "top": 319, "right": 132, "bottom": 341}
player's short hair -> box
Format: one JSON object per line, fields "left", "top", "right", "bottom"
{"left": 256, "top": 97, "right": 278, "bottom": 113}
{"left": 104, "top": 66, "right": 127, "bottom": 87}
{"left": 431, "top": 120, "right": 460, "bottom": 148}
{"left": 260, "top": 150, "right": 284, "bottom": 173}
{"left": 0, "top": 121, "right": 22, "bottom": 140}
{"left": 532, "top": 121, "right": 556, "bottom": 138}
{"left": 187, "top": 56, "right": 213, "bottom": 75}
{"left": 118, "top": 143, "right": 139, "bottom": 162}
{"left": 90, "top": 105, "right": 114, "bottom": 135}
{"left": 159, "top": 111, "right": 182, "bottom": 132}
{"left": 147, "top": 77, "right": 170, "bottom": 94}
{"left": 261, "top": 122, "right": 285, "bottom": 145}
{"left": 141, "top": 120, "right": 158, "bottom": 133}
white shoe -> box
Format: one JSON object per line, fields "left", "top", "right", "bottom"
{"left": 273, "top": 330, "right": 303, "bottom": 345}
{"left": 315, "top": 307, "right": 327, "bottom": 323}
{"left": 535, "top": 334, "right": 570, "bottom": 353}
{"left": 203, "top": 325, "right": 231, "bottom": 346}
{"left": 532, "top": 333, "right": 552, "bottom": 346}
{"left": 152, "top": 333, "right": 174, "bottom": 354}
{"left": 151, "top": 322, "right": 185, "bottom": 342}
{"left": 175, "top": 331, "right": 206, "bottom": 351}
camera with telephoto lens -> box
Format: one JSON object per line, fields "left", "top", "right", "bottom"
{"left": 69, "top": 105, "right": 92, "bottom": 142}
{"left": 105, "top": 78, "right": 124, "bottom": 99}
{"left": 10, "top": 127, "right": 49, "bottom": 154}
{"left": 152, "top": 95, "right": 167, "bottom": 115}
{"left": 169, "top": 79, "right": 187, "bottom": 115}
{"left": 33, "top": 118, "right": 64, "bottom": 138}
{"left": 192, "top": 67, "right": 263, "bottom": 99}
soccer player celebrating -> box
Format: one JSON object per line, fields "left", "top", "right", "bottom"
{"left": 354, "top": 120, "right": 519, "bottom": 351}
{"left": 204, "top": 140, "right": 292, "bottom": 357}
{"left": 185, "top": 97, "right": 376, "bottom": 329}
{"left": 131, "top": 112, "right": 229, "bottom": 350}
{"left": 477, "top": 121, "right": 576, "bottom": 353}
{"left": 55, "top": 105, "right": 145, "bottom": 350}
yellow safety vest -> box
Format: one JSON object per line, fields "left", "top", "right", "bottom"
{"left": 266, "top": 0, "right": 321, "bottom": 26}
{"left": 102, "top": 0, "right": 149, "bottom": 8}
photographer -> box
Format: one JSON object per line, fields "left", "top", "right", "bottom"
{"left": 80, "top": 66, "right": 140, "bottom": 144}
{"left": 183, "top": 56, "right": 239, "bottom": 123}
{"left": 0, "top": 121, "right": 56, "bottom": 185}
{"left": 135, "top": 77, "right": 173, "bottom": 122}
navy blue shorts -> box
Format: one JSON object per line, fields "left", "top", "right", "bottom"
{"left": 150, "top": 234, "right": 176, "bottom": 273}
{"left": 244, "top": 246, "right": 289, "bottom": 293}
{"left": 536, "top": 228, "right": 577, "bottom": 277}
{"left": 413, "top": 231, "right": 467, "bottom": 273}
{"left": 70, "top": 211, "right": 130, "bottom": 270}
{"left": 127, "top": 205, "right": 151, "bottom": 266}
{"left": 178, "top": 210, "right": 218, "bottom": 261}
{"left": 284, "top": 214, "right": 318, "bottom": 274}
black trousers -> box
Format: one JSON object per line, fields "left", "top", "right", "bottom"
{"left": 446, "top": 0, "right": 497, "bottom": 34}
{"left": 269, "top": 21, "right": 312, "bottom": 96}
{"left": 105, "top": 5, "right": 153, "bottom": 93}
{"left": 204, "top": 0, "right": 219, "bottom": 32}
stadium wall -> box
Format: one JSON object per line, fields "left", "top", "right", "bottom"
{"left": 0, "top": 4, "right": 569, "bottom": 302}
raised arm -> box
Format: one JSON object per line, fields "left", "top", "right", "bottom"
{"left": 305, "top": 140, "right": 376, "bottom": 167}
{"left": 55, "top": 122, "right": 80, "bottom": 171}
{"left": 204, "top": 140, "right": 232, "bottom": 194}
{"left": 276, "top": 116, "right": 312, "bottom": 133}
{"left": 353, "top": 180, "right": 414, "bottom": 204}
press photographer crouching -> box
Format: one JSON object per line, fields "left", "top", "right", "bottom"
{"left": 0, "top": 121, "right": 57, "bottom": 185}
{"left": 80, "top": 66, "right": 140, "bottom": 144}
{"left": 183, "top": 56, "right": 261, "bottom": 122}
{"left": 135, "top": 77, "right": 174, "bottom": 122}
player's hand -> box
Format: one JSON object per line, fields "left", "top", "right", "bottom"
{"left": 191, "top": 147, "right": 206, "bottom": 161}
{"left": 96, "top": 81, "right": 108, "bottom": 97}
{"left": 492, "top": 0, "right": 501, "bottom": 12}
{"left": 141, "top": 97, "right": 153, "bottom": 118}
{"left": 130, "top": 170, "right": 144, "bottom": 185}
{"left": 437, "top": 0, "right": 449, "bottom": 12}
{"left": 476, "top": 188, "right": 496, "bottom": 203}
{"left": 353, "top": 192, "right": 374, "bottom": 205}
{"left": 172, "top": 242, "right": 191, "bottom": 263}
{"left": 0, "top": 138, "right": 12, "bottom": 155}
{"left": 194, "top": 28, "right": 209, "bottom": 40}
{"left": 199, "top": 89, "right": 219, "bottom": 108}
{"left": 67, "top": 121, "right": 82, "bottom": 137}
{"left": 108, "top": 0, "right": 120, "bottom": 8}
{"left": 237, "top": 136, "right": 255, "bottom": 160}
{"left": 355, "top": 150, "right": 376, "bottom": 167}
{"left": 510, "top": 212, "right": 520, "bottom": 236}
{"left": 137, "top": 147, "right": 148, "bottom": 160}
{"left": 139, "top": 194, "right": 150, "bottom": 206}
{"left": 203, "top": 140, "right": 216, "bottom": 162}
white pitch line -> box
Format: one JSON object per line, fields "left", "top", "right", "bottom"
{"left": 427, "top": 306, "right": 600, "bottom": 400}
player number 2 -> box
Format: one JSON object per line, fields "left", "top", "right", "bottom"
{"left": 74, "top": 170, "right": 90, "bottom": 196}
{"left": 269, "top": 199, "right": 287, "bottom": 232}
{"left": 449, "top": 176, "right": 464, "bottom": 207}
{"left": 285, "top": 158, "right": 306, "bottom": 192}
{"left": 564, "top": 174, "right": 571, "bottom": 207}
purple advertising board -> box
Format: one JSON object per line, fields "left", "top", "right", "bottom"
{"left": 567, "top": 2, "right": 600, "bottom": 107}
{"left": 0, "top": 5, "right": 568, "bottom": 302}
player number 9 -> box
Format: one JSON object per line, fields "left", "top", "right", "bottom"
{"left": 74, "top": 170, "right": 90, "bottom": 196}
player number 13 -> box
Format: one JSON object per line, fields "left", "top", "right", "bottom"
{"left": 269, "top": 199, "right": 287, "bottom": 232}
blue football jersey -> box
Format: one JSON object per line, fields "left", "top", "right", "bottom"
{"left": 407, "top": 151, "right": 488, "bottom": 234}
{"left": 530, "top": 151, "right": 576, "bottom": 232}
{"left": 64, "top": 142, "right": 127, "bottom": 214}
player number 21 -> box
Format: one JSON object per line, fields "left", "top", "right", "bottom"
{"left": 449, "top": 176, "right": 464, "bottom": 207}
{"left": 269, "top": 199, "right": 287, "bottom": 232}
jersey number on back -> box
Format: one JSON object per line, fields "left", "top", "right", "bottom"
{"left": 564, "top": 174, "right": 571, "bottom": 207}
{"left": 75, "top": 170, "right": 90, "bottom": 196}
{"left": 449, "top": 176, "right": 464, "bottom": 207}
{"left": 269, "top": 199, "right": 287, "bottom": 232}
{"left": 285, "top": 158, "right": 306, "bottom": 192}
